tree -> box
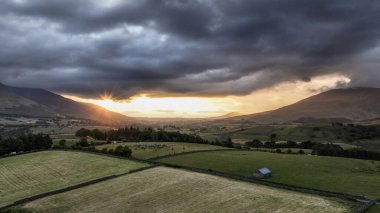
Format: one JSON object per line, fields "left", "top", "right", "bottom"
{"left": 59, "top": 139, "right": 66, "bottom": 147}
{"left": 245, "top": 139, "right": 263, "bottom": 148}
{"left": 286, "top": 141, "right": 297, "bottom": 148}
{"left": 114, "top": 145, "right": 132, "bottom": 157}
{"left": 270, "top": 133, "right": 277, "bottom": 142}
{"left": 78, "top": 137, "right": 89, "bottom": 147}
{"left": 264, "top": 141, "right": 276, "bottom": 148}
{"left": 222, "top": 137, "right": 233, "bottom": 148}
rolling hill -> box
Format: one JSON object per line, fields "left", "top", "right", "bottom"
{"left": 0, "top": 83, "right": 131, "bottom": 124}
{"left": 227, "top": 87, "right": 380, "bottom": 123}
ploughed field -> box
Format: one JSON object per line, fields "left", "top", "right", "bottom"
{"left": 0, "top": 151, "right": 148, "bottom": 207}
{"left": 157, "top": 151, "right": 380, "bottom": 198}
{"left": 19, "top": 167, "right": 356, "bottom": 213}
{"left": 95, "top": 142, "right": 230, "bottom": 159}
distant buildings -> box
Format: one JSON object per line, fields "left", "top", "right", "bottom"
{"left": 253, "top": 168, "right": 272, "bottom": 178}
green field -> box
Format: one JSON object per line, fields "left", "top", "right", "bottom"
{"left": 195, "top": 124, "right": 380, "bottom": 151}
{"left": 366, "top": 204, "right": 380, "bottom": 213}
{"left": 20, "top": 167, "right": 356, "bottom": 213}
{"left": 0, "top": 151, "right": 148, "bottom": 207}
{"left": 96, "top": 142, "right": 230, "bottom": 159}
{"left": 157, "top": 151, "right": 380, "bottom": 198}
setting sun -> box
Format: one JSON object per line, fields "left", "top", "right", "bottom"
{"left": 62, "top": 74, "right": 350, "bottom": 118}
{"left": 64, "top": 95, "right": 240, "bottom": 118}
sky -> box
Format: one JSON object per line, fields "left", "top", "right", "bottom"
{"left": 1, "top": 0, "right": 380, "bottom": 117}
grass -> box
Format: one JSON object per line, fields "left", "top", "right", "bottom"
{"left": 157, "top": 151, "right": 380, "bottom": 198}
{"left": 0, "top": 151, "right": 148, "bottom": 207}
{"left": 20, "top": 167, "right": 356, "bottom": 213}
{"left": 366, "top": 204, "right": 380, "bottom": 213}
{"left": 196, "top": 124, "right": 380, "bottom": 151}
{"left": 96, "top": 142, "right": 230, "bottom": 159}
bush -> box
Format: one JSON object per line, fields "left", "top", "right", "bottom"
{"left": 78, "top": 137, "right": 89, "bottom": 147}
{"left": 114, "top": 145, "right": 132, "bottom": 157}
{"left": 245, "top": 139, "right": 263, "bottom": 148}
{"left": 275, "top": 148, "right": 282, "bottom": 153}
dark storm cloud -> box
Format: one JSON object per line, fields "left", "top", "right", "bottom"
{"left": 0, "top": 0, "right": 380, "bottom": 98}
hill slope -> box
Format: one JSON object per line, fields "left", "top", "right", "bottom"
{"left": 229, "top": 88, "right": 380, "bottom": 123}
{"left": 0, "top": 83, "right": 131, "bottom": 124}
{"left": 0, "top": 84, "right": 56, "bottom": 117}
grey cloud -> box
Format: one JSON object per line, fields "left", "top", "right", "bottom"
{"left": 0, "top": 0, "right": 380, "bottom": 98}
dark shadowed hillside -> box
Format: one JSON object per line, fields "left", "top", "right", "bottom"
{"left": 0, "top": 83, "right": 56, "bottom": 117}
{"left": 0, "top": 83, "right": 131, "bottom": 124}
{"left": 228, "top": 88, "right": 380, "bottom": 123}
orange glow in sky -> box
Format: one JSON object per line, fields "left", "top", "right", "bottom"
{"left": 63, "top": 74, "right": 351, "bottom": 118}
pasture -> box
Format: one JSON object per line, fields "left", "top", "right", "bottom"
{"left": 157, "top": 151, "right": 380, "bottom": 198}
{"left": 194, "top": 123, "right": 380, "bottom": 151}
{"left": 366, "top": 204, "right": 380, "bottom": 213}
{"left": 0, "top": 151, "right": 148, "bottom": 207}
{"left": 96, "top": 142, "right": 230, "bottom": 159}
{"left": 20, "top": 167, "right": 356, "bottom": 213}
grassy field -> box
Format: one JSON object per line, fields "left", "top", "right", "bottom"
{"left": 96, "top": 142, "right": 230, "bottom": 159}
{"left": 20, "top": 167, "right": 356, "bottom": 213}
{"left": 366, "top": 204, "right": 380, "bottom": 213}
{"left": 194, "top": 123, "right": 380, "bottom": 151}
{"left": 157, "top": 151, "right": 380, "bottom": 198}
{"left": 0, "top": 151, "right": 148, "bottom": 207}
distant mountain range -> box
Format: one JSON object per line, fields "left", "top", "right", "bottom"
{"left": 0, "top": 83, "right": 130, "bottom": 124}
{"left": 226, "top": 87, "right": 380, "bottom": 123}
{"left": 1, "top": 83, "right": 380, "bottom": 124}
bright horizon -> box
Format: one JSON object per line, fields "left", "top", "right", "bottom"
{"left": 63, "top": 74, "right": 351, "bottom": 118}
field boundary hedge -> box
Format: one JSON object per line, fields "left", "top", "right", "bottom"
{"left": 147, "top": 149, "right": 235, "bottom": 160}
{"left": 156, "top": 162, "right": 375, "bottom": 212}
{"left": 0, "top": 164, "right": 159, "bottom": 210}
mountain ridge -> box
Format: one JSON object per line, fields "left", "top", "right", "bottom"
{"left": 225, "top": 87, "right": 380, "bottom": 123}
{"left": 0, "top": 83, "right": 131, "bottom": 124}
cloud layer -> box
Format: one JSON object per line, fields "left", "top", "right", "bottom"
{"left": 1, "top": 0, "right": 380, "bottom": 99}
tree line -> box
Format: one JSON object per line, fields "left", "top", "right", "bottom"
{"left": 245, "top": 139, "right": 380, "bottom": 160}
{"left": 0, "top": 133, "right": 52, "bottom": 155}
{"left": 75, "top": 127, "right": 233, "bottom": 148}
{"left": 245, "top": 139, "right": 315, "bottom": 149}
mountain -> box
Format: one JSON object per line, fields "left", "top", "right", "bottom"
{"left": 0, "top": 83, "right": 56, "bottom": 117}
{"left": 207, "top": 112, "right": 243, "bottom": 120}
{"left": 227, "top": 88, "right": 380, "bottom": 123}
{"left": 0, "top": 83, "right": 131, "bottom": 124}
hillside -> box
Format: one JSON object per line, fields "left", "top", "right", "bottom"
{"left": 0, "top": 83, "right": 131, "bottom": 124}
{"left": 228, "top": 88, "right": 380, "bottom": 123}
{"left": 0, "top": 84, "right": 56, "bottom": 117}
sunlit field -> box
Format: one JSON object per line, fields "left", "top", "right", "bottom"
{"left": 20, "top": 167, "right": 356, "bottom": 213}
{"left": 0, "top": 151, "right": 148, "bottom": 207}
